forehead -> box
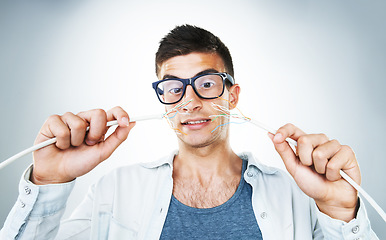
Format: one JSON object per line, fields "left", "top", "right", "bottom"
{"left": 158, "top": 52, "right": 226, "bottom": 79}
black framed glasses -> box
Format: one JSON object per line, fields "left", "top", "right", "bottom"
{"left": 152, "top": 72, "right": 235, "bottom": 105}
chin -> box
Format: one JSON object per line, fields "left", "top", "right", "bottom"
{"left": 178, "top": 129, "right": 227, "bottom": 149}
{"left": 187, "top": 140, "right": 215, "bottom": 149}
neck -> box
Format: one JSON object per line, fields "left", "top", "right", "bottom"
{"left": 174, "top": 137, "right": 241, "bottom": 180}
{"left": 172, "top": 137, "right": 243, "bottom": 208}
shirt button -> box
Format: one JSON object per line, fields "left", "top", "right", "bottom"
{"left": 160, "top": 208, "right": 163, "bottom": 213}
{"left": 260, "top": 212, "right": 267, "bottom": 219}
{"left": 352, "top": 225, "right": 360, "bottom": 234}
{"left": 24, "top": 186, "right": 31, "bottom": 195}
{"left": 20, "top": 201, "right": 25, "bottom": 208}
{"left": 247, "top": 171, "right": 254, "bottom": 178}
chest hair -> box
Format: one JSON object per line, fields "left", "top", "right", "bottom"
{"left": 172, "top": 175, "right": 241, "bottom": 208}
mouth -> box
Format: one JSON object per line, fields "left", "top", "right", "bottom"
{"left": 181, "top": 119, "right": 211, "bottom": 125}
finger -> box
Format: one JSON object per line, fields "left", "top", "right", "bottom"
{"left": 270, "top": 124, "right": 305, "bottom": 176}
{"left": 77, "top": 109, "right": 108, "bottom": 146}
{"left": 312, "top": 139, "right": 341, "bottom": 174}
{"left": 325, "top": 145, "right": 360, "bottom": 183}
{"left": 268, "top": 132, "right": 299, "bottom": 175}
{"left": 99, "top": 107, "right": 136, "bottom": 160}
{"left": 61, "top": 112, "right": 88, "bottom": 147}
{"left": 273, "top": 123, "right": 305, "bottom": 144}
{"left": 106, "top": 106, "right": 136, "bottom": 141}
{"left": 42, "top": 115, "right": 71, "bottom": 150}
{"left": 106, "top": 106, "right": 130, "bottom": 127}
{"left": 297, "top": 133, "right": 330, "bottom": 167}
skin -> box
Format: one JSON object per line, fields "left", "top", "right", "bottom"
{"left": 31, "top": 108, "right": 135, "bottom": 184}
{"left": 32, "top": 52, "right": 360, "bottom": 222}
{"left": 158, "top": 53, "right": 360, "bottom": 220}
{"left": 268, "top": 129, "right": 360, "bottom": 222}
{"left": 158, "top": 53, "right": 243, "bottom": 208}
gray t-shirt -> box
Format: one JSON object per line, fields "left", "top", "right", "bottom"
{"left": 160, "top": 160, "right": 263, "bottom": 239}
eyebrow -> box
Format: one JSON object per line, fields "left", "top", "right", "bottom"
{"left": 162, "top": 68, "right": 220, "bottom": 80}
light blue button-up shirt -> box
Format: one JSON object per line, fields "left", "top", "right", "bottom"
{"left": 0, "top": 152, "right": 379, "bottom": 239}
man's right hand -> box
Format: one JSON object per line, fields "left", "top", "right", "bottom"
{"left": 31, "top": 107, "right": 135, "bottom": 185}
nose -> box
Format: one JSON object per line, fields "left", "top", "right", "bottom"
{"left": 181, "top": 85, "right": 202, "bottom": 113}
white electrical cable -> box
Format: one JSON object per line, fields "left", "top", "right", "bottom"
{"left": 0, "top": 114, "right": 164, "bottom": 170}
{"left": 339, "top": 170, "right": 386, "bottom": 222}
{"left": 249, "top": 119, "right": 386, "bottom": 222}
{"left": 1, "top": 112, "right": 385, "bottom": 222}
{"left": 249, "top": 119, "right": 298, "bottom": 146}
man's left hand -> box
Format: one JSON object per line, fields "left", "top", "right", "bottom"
{"left": 269, "top": 123, "right": 360, "bottom": 222}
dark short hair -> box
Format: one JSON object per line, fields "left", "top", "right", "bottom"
{"left": 155, "top": 25, "right": 234, "bottom": 79}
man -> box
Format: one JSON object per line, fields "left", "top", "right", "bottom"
{"left": 0, "top": 25, "right": 378, "bottom": 239}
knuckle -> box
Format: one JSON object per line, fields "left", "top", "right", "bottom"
{"left": 330, "top": 139, "right": 340, "bottom": 146}
{"left": 47, "top": 114, "right": 60, "bottom": 123}
{"left": 62, "top": 112, "right": 74, "bottom": 118}
{"left": 326, "top": 161, "right": 339, "bottom": 174}
{"left": 297, "top": 135, "right": 310, "bottom": 145}
{"left": 112, "top": 106, "right": 128, "bottom": 117}
{"left": 72, "top": 119, "right": 87, "bottom": 131}
{"left": 341, "top": 145, "right": 352, "bottom": 152}
{"left": 56, "top": 128, "right": 70, "bottom": 138}
{"left": 112, "top": 106, "right": 123, "bottom": 111}
{"left": 341, "top": 145, "right": 355, "bottom": 157}
{"left": 312, "top": 148, "right": 324, "bottom": 160}
{"left": 76, "top": 110, "right": 85, "bottom": 116}
{"left": 93, "top": 108, "right": 107, "bottom": 118}
{"left": 318, "top": 133, "right": 328, "bottom": 141}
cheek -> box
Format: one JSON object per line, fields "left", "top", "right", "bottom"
{"left": 207, "top": 101, "right": 231, "bottom": 126}
{"left": 208, "top": 99, "right": 230, "bottom": 114}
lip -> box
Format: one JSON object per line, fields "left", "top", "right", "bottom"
{"left": 181, "top": 118, "right": 212, "bottom": 130}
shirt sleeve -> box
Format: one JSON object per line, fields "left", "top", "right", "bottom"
{"left": 0, "top": 165, "right": 75, "bottom": 240}
{"left": 314, "top": 197, "right": 379, "bottom": 240}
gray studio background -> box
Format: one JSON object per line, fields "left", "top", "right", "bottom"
{"left": 1, "top": 0, "right": 385, "bottom": 238}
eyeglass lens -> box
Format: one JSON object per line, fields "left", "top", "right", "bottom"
{"left": 156, "top": 74, "right": 224, "bottom": 104}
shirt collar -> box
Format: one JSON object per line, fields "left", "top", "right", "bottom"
{"left": 141, "top": 150, "right": 278, "bottom": 175}
{"left": 238, "top": 152, "right": 278, "bottom": 175}
{"left": 140, "top": 150, "right": 177, "bottom": 169}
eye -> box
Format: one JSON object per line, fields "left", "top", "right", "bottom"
{"left": 161, "top": 80, "right": 183, "bottom": 95}
{"left": 201, "top": 82, "right": 215, "bottom": 88}
{"left": 169, "top": 87, "right": 183, "bottom": 94}
{"left": 195, "top": 75, "right": 222, "bottom": 90}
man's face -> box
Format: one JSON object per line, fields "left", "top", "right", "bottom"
{"left": 158, "top": 52, "right": 240, "bottom": 148}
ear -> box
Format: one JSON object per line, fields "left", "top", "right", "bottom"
{"left": 228, "top": 84, "right": 240, "bottom": 110}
